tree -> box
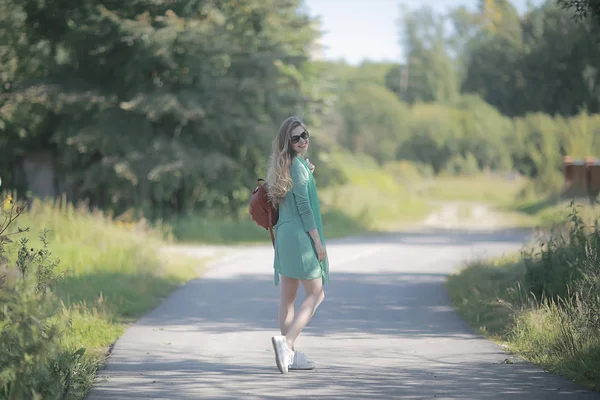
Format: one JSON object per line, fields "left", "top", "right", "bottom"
{"left": 460, "top": 0, "right": 600, "bottom": 117}
{"left": 338, "top": 82, "right": 410, "bottom": 164}
{"left": 1, "top": 0, "right": 326, "bottom": 218}
{"left": 557, "top": 0, "right": 600, "bottom": 23}
{"left": 397, "top": 5, "right": 459, "bottom": 104}
{"left": 446, "top": 6, "right": 480, "bottom": 83}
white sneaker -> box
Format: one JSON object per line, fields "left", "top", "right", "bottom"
{"left": 289, "top": 350, "right": 315, "bottom": 370}
{"left": 271, "top": 336, "right": 294, "bottom": 374}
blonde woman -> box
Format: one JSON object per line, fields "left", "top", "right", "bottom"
{"left": 265, "top": 116, "right": 329, "bottom": 374}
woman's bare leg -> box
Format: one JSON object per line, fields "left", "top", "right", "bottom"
{"left": 279, "top": 276, "right": 299, "bottom": 338}
{"left": 284, "top": 277, "right": 325, "bottom": 350}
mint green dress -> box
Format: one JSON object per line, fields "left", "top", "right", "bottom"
{"left": 273, "top": 156, "right": 329, "bottom": 285}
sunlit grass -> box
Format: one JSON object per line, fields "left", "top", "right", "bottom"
{"left": 1, "top": 194, "right": 202, "bottom": 399}
{"left": 409, "top": 174, "right": 528, "bottom": 206}
{"left": 171, "top": 151, "right": 558, "bottom": 243}
{"left": 448, "top": 257, "right": 600, "bottom": 392}
{"left": 447, "top": 206, "right": 600, "bottom": 392}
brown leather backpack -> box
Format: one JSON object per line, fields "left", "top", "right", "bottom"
{"left": 248, "top": 179, "right": 279, "bottom": 245}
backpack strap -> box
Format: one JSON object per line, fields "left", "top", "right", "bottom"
{"left": 257, "top": 178, "right": 275, "bottom": 247}
{"left": 268, "top": 205, "right": 275, "bottom": 247}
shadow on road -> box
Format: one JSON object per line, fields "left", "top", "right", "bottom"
{"left": 137, "top": 271, "right": 475, "bottom": 338}
{"left": 93, "top": 353, "right": 597, "bottom": 399}
{"left": 329, "top": 227, "right": 535, "bottom": 247}
{"left": 86, "top": 226, "right": 600, "bottom": 399}
{"left": 138, "top": 226, "right": 536, "bottom": 337}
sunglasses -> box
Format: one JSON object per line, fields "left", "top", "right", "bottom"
{"left": 291, "top": 131, "right": 310, "bottom": 144}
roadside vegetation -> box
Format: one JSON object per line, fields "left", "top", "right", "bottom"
{"left": 3, "top": 0, "right": 600, "bottom": 398}
{"left": 0, "top": 194, "right": 200, "bottom": 399}
{"left": 447, "top": 202, "right": 600, "bottom": 392}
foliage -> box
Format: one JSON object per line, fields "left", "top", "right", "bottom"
{"left": 443, "top": 152, "right": 480, "bottom": 176}
{"left": 398, "top": 5, "right": 459, "bottom": 104}
{"left": 0, "top": 0, "right": 326, "bottom": 218}
{"left": 447, "top": 202, "right": 600, "bottom": 391}
{"left": 390, "top": 96, "right": 513, "bottom": 174}
{"left": 0, "top": 195, "right": 85, "bottom": 400}
{"left": 317, "top": 1, "right": 600, "bottom": 197}
{"left": 0, "top": 190, "right": 199, "bottom": 399}
{"left": 522, "top": 202, "right": 600, "bottom": 306}
{"left": 317, "top": 151, "right": 430, "bottom": 230}
{"left": 3, "top": 0, "right": 600, "bottom": 224}
{"left": 337, "top": 82, "right": 410, "bottom": 163}
{"left": 458, "top": 1, "right": 600, "bottom": 117}
{"left": 557, "top": 0, "right": 600, "bottom": 23}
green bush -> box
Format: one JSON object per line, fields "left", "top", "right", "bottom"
{"left": 522, "top": 202, "right": 600, "bottom": 302}
{"left": 0, "top": 197, "right": 86, "bottom": 400}
{"left": 398, "top": 103, "right": 463, "bottom": 173}
{"left": 337, "top": 83, "right": 410, "bottom": 164}
{"left": 0, "top": 192, "right": 199, "bottom": 399}
{"left": 396, "top": 98, "right": 514, "bottom": 175}
{"left": 448, "top": 202, "right": 600, "bottom": 390}
{"left": 451, "top": 94, "right": 514, "bottom": 171}
{"left": 383, "top": 159, "right": 434, "bottom": 182}
{"left": 443, "top": 152, "right": 480, "bottom": 176}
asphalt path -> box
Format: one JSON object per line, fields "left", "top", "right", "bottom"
{"left": 86, "top": 228, "right": 600, "bottom": 399}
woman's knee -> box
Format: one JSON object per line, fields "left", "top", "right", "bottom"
{"left": 311, "top": 289, "right": 324, "bottom": 306}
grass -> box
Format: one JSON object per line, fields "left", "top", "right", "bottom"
{"left": 170, "top": 160, "right": 570, "bottom": 245}
{"left": 170, "top": 208, "right": 374, "bottom": 244}
{"left": 446, "top": 255, "right": 526, "bottom": 338}
{"left": 1, "top": 195, "right": 203, "bottom": 399}
{"left": 15, "top": 198, "right": 201, "bottom": 320}
{"left": 318, "top": 152, "right": 431, "bottom": 231}
{"left": 446, "top": 203, "right": 600, "bottom": 392}
{"left": 169, "top": 152, "right": 443, "bottom": 244}
{"left": 512, "top": 195, "right": 600, "bottom": 228}
{"left": 408, "top": 173, "right": 528, "bottom": 206}
{"left": 447, "top": 257, "right": 600, "bottom": 392}
{"left": 169, "top": 151, "right": 594, "bottom": 244}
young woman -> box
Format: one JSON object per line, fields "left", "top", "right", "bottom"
{"left": 265, "top": 116, "right": 329, "bottom": 374}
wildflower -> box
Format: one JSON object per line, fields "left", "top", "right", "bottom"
{"left": 3, "top": 194, "right": 13, "bottom": 211}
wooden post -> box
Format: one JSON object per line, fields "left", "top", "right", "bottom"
{"left": 563, "top": 156, "right": 587, "bottom": 197}
{"left": 585, "top": 156, "right": 600, "bottom": 204}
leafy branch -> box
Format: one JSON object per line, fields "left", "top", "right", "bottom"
{"left": 557, "top": 0, "right": 600, "bottom": 22}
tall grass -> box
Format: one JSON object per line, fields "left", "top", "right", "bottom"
{"left": 170, "top": 151, "right": 432, "bottom": 243}
{"left": 318, "top": 152, "right": 430, "bottom": 230}
{"left": 169, "top": 150, "right": 547, "bottom": 244}
{"left": 0, "top": 194, "right": 200, "bottom": 399}
{"left": 447, "top": 202, "right": 600, "bottom": 391}
{"left": 409, "top": 175, "right": 528, "bottom": 206}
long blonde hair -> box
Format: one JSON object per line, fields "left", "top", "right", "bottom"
{"left": 266, "top": 116, "right": 307, "bottom": 207}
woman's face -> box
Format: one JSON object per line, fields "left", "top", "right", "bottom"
{"left": 290, "top": 125, "right": 309, "bottom": 156}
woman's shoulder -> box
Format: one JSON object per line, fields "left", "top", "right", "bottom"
{"left": 291, "top": 156, "right": 304, "bottom": 170}
{"left": 290, "top": 156, "right": 309, "bottom": 179}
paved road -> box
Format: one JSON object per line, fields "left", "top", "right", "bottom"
{"left": 87, "top": 228, "right": 599, "bottom": 399}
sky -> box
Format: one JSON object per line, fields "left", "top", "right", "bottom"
{"left": 302, "top": 0, "right": 547, "bottom": 65}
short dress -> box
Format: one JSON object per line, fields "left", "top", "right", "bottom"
{"left": 272, "top": 155, "right": 329, "bottom": 285}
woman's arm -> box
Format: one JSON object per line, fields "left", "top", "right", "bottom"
{"left": 291, "top": 160, "right": 326, "bottom": 261}
{"left": 307, "top": 229, "right": 321, "bottom": 245}
{"left": 291, "top": 160, "right": 320, "bottom": 244}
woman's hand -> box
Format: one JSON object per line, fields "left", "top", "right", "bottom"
{"left": 315, "top": 241, "right": 327, "bottom": 262}
{"left": 308, "top": 230, "right": 326, "bottom": 262}
{"left": 306, "top": 158, "right": 315, "bottom": 173}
